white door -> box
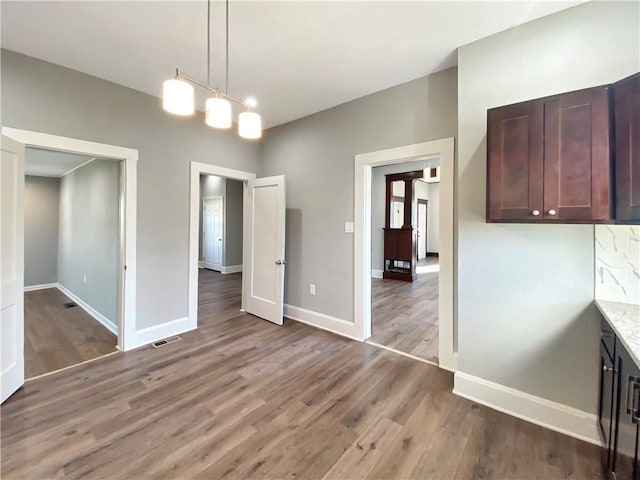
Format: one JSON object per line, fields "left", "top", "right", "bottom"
{"left": 418, "top": 202, "right": 427, "bottom": 259}
{"left": 244, "top": 176, "right": 285, "bottom": 325}
{"left": 1, "top": 136, "right": 25, "bottom": 403}
{"left": 203, "top": 196, "right": 223, "bottom": 271}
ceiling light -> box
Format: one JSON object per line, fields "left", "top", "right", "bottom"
{"left": 238, "top": 111, "right": 262, "bottom": 139}
{"left": 163, "top": 78, "right": 194, "bottom": 116}
{"left": 206, "top": 97, "right": 232, "bottom": 129}
{"left": 162, "top": 0, "right": 261, "bottom": 140}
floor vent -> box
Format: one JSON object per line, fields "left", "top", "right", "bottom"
{"left": 63, "top": 302, "right": 78, "bottom": 309}
{"left": 152, "top": 336, "right": 181, "bottom": 348}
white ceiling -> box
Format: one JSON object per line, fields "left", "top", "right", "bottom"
{"left": 1, "top": 1, "right": 583, "bottom": 128}
{"left": 25, "top": 148, "right": 97, "bottom": 178}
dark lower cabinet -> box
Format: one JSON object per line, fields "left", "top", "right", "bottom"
{"left": 599, "top": 315, "right": 640, "bottom": 479}
{"left": 613, "top": 344, "right": 640, "bottom": 479}
{"left": 600, "top": 338, "right": 616, "bottom": 469}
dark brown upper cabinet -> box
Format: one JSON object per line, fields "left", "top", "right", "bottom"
{"left": 613, "top": 73, "right": 640, "bottom": 223}
{"left": 487, "top": 86, "right": 613, "bottom": 223}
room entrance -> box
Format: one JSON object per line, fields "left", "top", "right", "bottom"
{"left": 368, "top": 158, "right": 441, "bottom": 364}
{"left": 23, "top": 148, "right": 122, "bottom": 378}
{"left": 1, "top": 128, "right": 137, "bottom": 403}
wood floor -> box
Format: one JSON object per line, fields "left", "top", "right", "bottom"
{"left": 370, "top": 257, "right": 439, "bottom": 363}
{"left": 1, "top": 270, "right": 603, "bottom": 479}
{"left": 24, "top": 287, "right": 117, "bottom": 379}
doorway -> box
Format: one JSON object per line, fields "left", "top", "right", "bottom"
{"left": 367, "top": 159, "right": 441, "bottom": 364}
{"left": 23, "top": 149, "right": 122, "bottom": 378}
{"left": 353, "top": 137, "right": 456, "bottom": 372}
{"left": 188, "top": 162, "right": 286, "bottom": 329}
{"left": 198, "top": 174, "right": 244, "bottom": 327}
{"left": 1, "top": 127, "right": 137, "bottom": 351}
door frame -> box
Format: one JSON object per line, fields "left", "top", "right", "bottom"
{"left": 202, "top": 195, "right": 224, "bottom": 271}
{"left": 354, "top": 137, "right": 457, "bottom": 371}
{"left": 1, "top": 127, "right": 138, "bottom": 351}
{"left": 188, "top": 162, "right": 256, "bottom": 326}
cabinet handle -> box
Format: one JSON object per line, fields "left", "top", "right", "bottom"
{"left": 603, "top": 364, "right": 613, "bottom": 373}
{"left": 628, "top": 376, "right": 640, "bottom": 424}
{"left": 531, "top": 210, "right": 540, "bottom": 216}
{"left": 547, "top": 209, "right": 557, "bottom": 215}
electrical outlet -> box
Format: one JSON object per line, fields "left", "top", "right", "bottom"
{"left": 309, "top": 284, "right": 316, "bottom": 295}
{"left": 83, "top": 273, "right": 87, "bottom": 283}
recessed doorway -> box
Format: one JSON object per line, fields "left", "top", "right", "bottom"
{"left": 353, "top": 137, "right": 455, "bottom": 371}
{"left": 367, "top": 158, "right": 441, "bottom": 364}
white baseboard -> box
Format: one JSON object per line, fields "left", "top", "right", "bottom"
{"left": 284, "top": 304, "right": 362, "bottom": 341}
{"left": 24, "top": 283, "right": 58, "bottom": 292}
{"left": 128, "top": 316, "right": 195, "bottom": 350}
{"left": 221, "top": 265, "right": 242, "bottom": 274}
{"left": 198, "top": 261, "right": 204, "bottom": 268}
{"left": 56, "top": 283, "right": 118, "bottom": 335}
{"left": 453, "top": 372, "right": 601, "bottom": 446}
{"left": 371, "top": 269, "right": 383, "bottom": 279}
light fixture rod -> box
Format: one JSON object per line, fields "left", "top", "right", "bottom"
{"left": 225, "top": 0, "right": 229, "bottom": 94}
{"left": 206, "top": 0, "right": 211, "bottom": 86}
{"left": 176, "top": 70, "right": 252, "bottom": 109}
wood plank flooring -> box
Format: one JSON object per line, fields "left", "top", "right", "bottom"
{"left": 1, "top": 270, "right": 604, "bottom": 479}
{"left": 24, "top": 287, "right": 117, "bottom": 379}
{"left": 370, "top": 257, "right": 439, "bottom": 362}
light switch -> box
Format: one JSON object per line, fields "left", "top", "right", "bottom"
{"left": 344, "top": 221, "right": 354, "bottom": 233}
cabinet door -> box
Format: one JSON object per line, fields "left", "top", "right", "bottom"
{"left": 544, "top": 87, "right": 612, "bottom": 222}
{"left": 614, "top": 73, "right": 640, "bottom": 223}
{"left": 487, "top": 100, "right": 544, "bottom": 221}
{"left": 613, "top": 344, "right": 640, "bottom": 480}
{"left": 599, "top": 344, "right": 616, "bottom": 469}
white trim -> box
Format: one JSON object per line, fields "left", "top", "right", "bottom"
{"left": 453, "top": 372, "right": 601, "bottom": 446}
{"left": 128, "top": 316, "right": 194, "bottom": 350}
{"left": 354, "top": 138, "right": 457, "bottom": 371}
{"left": 56, "top": 283, "right": 118, "bottom": 335}
{"left": 2, "top": 127, "right": 137, "bottom": 352}
{"left": 221, "top": 265, "right": 243, "bottom": 274}
{"left": 198, "top": 261, "right": 204, "bottom": 268}
{"left": 189, "top": 162, "right": 256, "bottom": 328}
{"left": 24, "top": 283, "right": 58, "bottom": 292}
{"left": 284, "top": 304, "right": 362, "bottom": 342}
{"left": 371, "top": 269, "right": 383, "bottom": 279}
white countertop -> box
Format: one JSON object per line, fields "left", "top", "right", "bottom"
{"left": 596, "top": 300, "right": 640, "bottom": 367}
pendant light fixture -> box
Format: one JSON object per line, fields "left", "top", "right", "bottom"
{"left": 162, "top": 0, "right": 262, "bottom": 139}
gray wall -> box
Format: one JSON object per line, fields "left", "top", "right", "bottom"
{"left": 24, "top": 175, "right": 60, "bottom": 286}
{"left": 457, "top": 1, "right": 640, "bottom": 413}
{"left": 261, "top": 67, "right": 458, "bottom": 318}
{"left": 58, "top": 159, "right": 120, "bottom": 325}
{"left": 2, "top": 50, "right": 261, "bottom": 329}
{"left": 224, "top": 179, "right": 243, "bottom": 267}
{"left": 199, "top": 175, "right": 243, "bottom": 267}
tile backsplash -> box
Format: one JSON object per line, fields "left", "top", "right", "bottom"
{"left": 595, "top": 225, "right": 640, "bottom": 305}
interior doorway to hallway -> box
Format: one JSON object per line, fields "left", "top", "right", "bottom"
{"left": 198, "top": 173, "right": 245, "bottom": 326}
{"left": 367, "top": 158, "right": 441, "bottom": 364}
{"left": 354, "top": 137, "right": 455, "bottom": 372}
